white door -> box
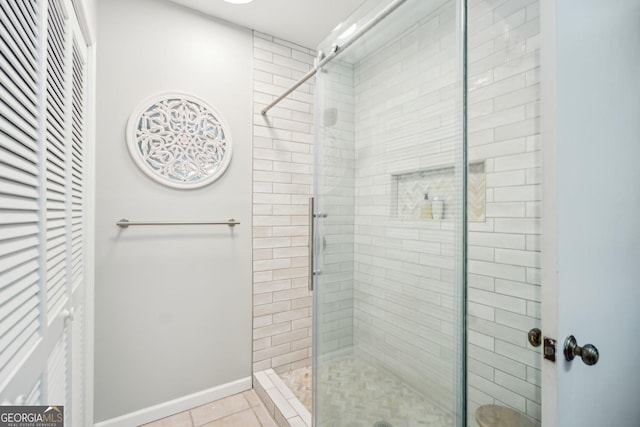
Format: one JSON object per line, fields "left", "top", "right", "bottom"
{"left": 68, "top": 11, "right": 90, "bottom": 426}
{"left": 0, "top": 1, "right": 91, "bottom": 425}
{"left": 541, "top": 0, "right": 640, "bottom": 425}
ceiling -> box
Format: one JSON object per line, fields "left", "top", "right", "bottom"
{"left": 168, "top": 0, "right": 367, "bottom": 49}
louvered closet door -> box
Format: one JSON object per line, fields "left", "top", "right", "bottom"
{"left": 69, "top": 26, "right": 88, "bottom": 427}
{"left": 0, "top": 1, "right": 89, "bottom": 425}
{"left": 0, "top": 0, "right": 42, "bottom": 395}
{"left": 43, "top": 0, "right": 72, "bottom": 416}
{"left": 43, "top": 0, "right": 71, "bottom": 416}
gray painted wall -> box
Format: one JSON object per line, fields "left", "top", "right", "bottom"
{"left": 94, "top": 0, "right": 252, "bottom": 421}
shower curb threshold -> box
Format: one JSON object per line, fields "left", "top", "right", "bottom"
{"left": 254, "top": 369, "right": 311, "bottom": 427}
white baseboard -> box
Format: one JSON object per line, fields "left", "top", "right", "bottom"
{"left": 94, "top": 377, "right": 252, "bottom": 427}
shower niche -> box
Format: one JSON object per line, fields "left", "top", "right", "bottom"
{"left": 392, "top": 161, "right": 486, "bottom": 222}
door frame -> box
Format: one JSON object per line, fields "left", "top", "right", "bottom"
{"left": 71, "top": 0, "right": 96, "bottom": 425}
{"left": 540, "top": 1, "right": 558, "bottom": 425}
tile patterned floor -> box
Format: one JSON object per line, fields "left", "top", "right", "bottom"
{"left": 145, "top": 356, "right": 452, "bottom": 427}
{"left": 141, "top": 390, "right": 277, "bottom": 427}
{"left": 283, "top": 356, "right": 454, "bottom": 427}
{"left": 279, "top": 366, "right": 312, "bottom": 412}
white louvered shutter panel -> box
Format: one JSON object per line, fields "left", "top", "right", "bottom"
{"left": 45, "top": 0, "right": 69, "bottom": 322}
{"left": 44, "top": 0, "right": 74, "bottom": 419}
{"left": 70, "top": 41, "right": 83, "bottom": 292}
{"left": 69, "top": 37, "right": 86, "bottom": 425}
{"left": 0, "top": 0, "right": 42, "bottom": 389}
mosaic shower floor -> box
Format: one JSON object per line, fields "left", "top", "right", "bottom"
{"left": 279, "top": 365, "right": 313, "bottom": 411}
{"left": 278, "top": 356, "right": 453, "bottom": 427}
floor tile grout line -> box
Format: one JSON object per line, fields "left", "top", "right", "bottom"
{"left": 142, "top": 390, "right": 279, "bottom": 427}
{"left": 246, "top": 390, "right": 278, "bottom": 427}
{"left": 190, "top": 392, "right": 255, "bottom": 427}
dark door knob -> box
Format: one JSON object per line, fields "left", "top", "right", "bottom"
{"left": 564, "top": 335, "right": 599, "bottom": 365}
{"left": 528, "top": 328, "right": 542, "bottom": 347}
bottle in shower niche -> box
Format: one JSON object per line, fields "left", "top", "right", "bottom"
{"left": 420, "top": 193, "right": 433, "bottom": 219}
{"left": 432, "top": 197, "right": 445, "bottom": 220}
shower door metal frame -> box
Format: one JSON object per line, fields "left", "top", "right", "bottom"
{"left": 457, "top": 0, "right": 469, "bottom": 425}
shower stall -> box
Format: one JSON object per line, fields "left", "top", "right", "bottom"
{"left": 308, "top": 0, "right": 542, "bottom": 425}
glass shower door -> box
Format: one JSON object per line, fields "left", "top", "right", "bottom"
{"left": 466, "top": 0, "right": 543, "bottom": 425}
{"left": 312, "top": 0, "right": 466, "bottom": 425}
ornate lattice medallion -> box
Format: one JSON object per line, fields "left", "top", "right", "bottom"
{"left": 126, "top": 93, "right": 233, "bottom": 189}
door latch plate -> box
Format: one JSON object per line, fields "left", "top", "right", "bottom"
{"left": 544, "top": 337, "right": 556, "bottom": 362}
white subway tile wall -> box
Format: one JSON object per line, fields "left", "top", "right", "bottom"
{"left": 253, "top": 0, "right": 541, "bottom": 422}
{"left": 467, "top": 0, "right": 541, "bottom": 425}
{"left": 252, "top": 32, "right": 316, "bottom": 373}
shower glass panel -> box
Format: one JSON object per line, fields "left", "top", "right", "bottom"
{"left": 313, "top": 0, "right": 465, "bottom": 425}
{"left": 466, "top": 0, "right": 542, "bottom": 425}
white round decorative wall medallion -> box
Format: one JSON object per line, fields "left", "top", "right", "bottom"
{"left": 126, "top": 92, "right": 233, "bottom": 189}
